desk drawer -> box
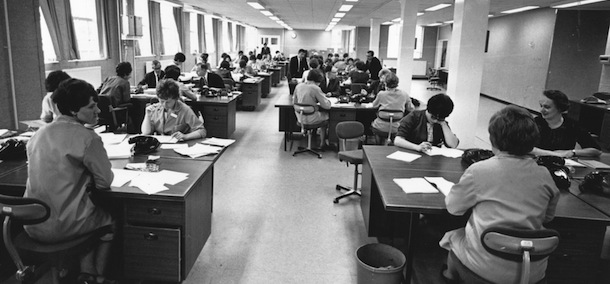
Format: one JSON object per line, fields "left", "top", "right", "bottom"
{"left": 330, "top": 110, "right": 356, "bottom": 121}
{"left": 204, "top": 115, "right": 228, "bottom": 125}
{"left": 202, "top": 105, "right": 227, "bottom": 117}
{"left": 123, "top": 225, "right": 181, "bottom": 282}
{"left": 125, "top": 199, "right": 184, "bottom": 226}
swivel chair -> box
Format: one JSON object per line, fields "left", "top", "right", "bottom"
{"left": 98, "top": 95, "right": 131, "bottom": 133}
{"left": 292, "top": 103, "right": 327, "bottom": 158}
{"left": 0, "top": 194, "right": 107, "bottom": 283}
{"left": 373, "top": 109, "right": 405, "bottom": 146}
{"left": 427, "top": 68, "right": 441, "bottom": 91}
{"left": 333, "top": 121, "right": 365, "bottom": 204}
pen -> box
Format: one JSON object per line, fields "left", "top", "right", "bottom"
{"left": 424, "top": 177, "right": 441, "bottom": 193}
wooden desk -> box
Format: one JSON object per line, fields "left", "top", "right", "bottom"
{"left": 0, "top": 156, "right": 216, "bottom": 283}
{"left": 361, "top": 145, "right": 610, "bottom": 283}
{"left": 275, "top": 93, "right": 377, "bottom": 150}
{"left": 268, "top": 67, "right": 281, "bottom": 86}
{"left": 258, "top": 73, "right": 272, "bottom": 98}
{"left": 567, "top": 100, "right": 610, "bottom": 148}
{"left": 240, "top": 78, "right": 263, "bottom": 111}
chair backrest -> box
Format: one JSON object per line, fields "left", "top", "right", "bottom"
{"left": 293, "top": 103, "right": 316, "bottom": 116}
{"left": 481, "top": 227, "right": 559, "bottom": 284}
{"left": 377, "top": 109, "right": 405, "bottom": 123}
{"left": 350, "top": 83, "right": 367, "bottom": 95}
{"left": 336, "top": 121, "right": 365, "bottom": 151}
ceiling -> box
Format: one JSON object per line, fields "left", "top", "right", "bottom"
{"left": 181, "top": 0, "right": 610, "bottom": 30}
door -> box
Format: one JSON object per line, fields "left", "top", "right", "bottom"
{"left": 259, "top": 35, "right": 280, "bottom": 55}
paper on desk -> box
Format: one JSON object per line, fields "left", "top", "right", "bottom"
{"left": 94, "top": 125, "right": 106, "bottom": 134}
{"left": 150, "top": 135, "right": 178, "bottom": 144}
{"left": 98, "top": 133, "right": 127, "bottom": 145}
{"left": 243, "top": 78, "right": 258, "bottom": 83}
{"left": 579, "top": 160, "right": 610, "bottom": 170}
{"left": 157, "top": 170, "right": 189, "bottom": 185}
{"left": 201, "top": 137, "right": 235, "bottom": 147}
{"left": 328, "top": 97, "right": 339, "bottom": 105}
{"left": 393, "top": 178, "right": 439, "bottom": 194}
{"left": 160, "top": 144, "right": 189, "bottom": 149}
{"left": 424, "top": 147, "right": 464, "bottom": 158}
{"left": 362, "top": 103, "right": 374, "bottom": 108}
{"left": 0, "top": 129, "right": 10, "bottom": 138}
{"left": 564, "top": 159, "right": 586, "bottom": 167}
{"left": 424, "top": 177, "right": 454, "bottom": 196}
{"left": 174, "top": 144, "right": 222, "bottom": 158}
{"left": 387, "top": 151, "right": 421, "bottom": 163}
{"left": 104, "top": 140, "right": 132, "bottom": 159}
{"left": 111, "top": 168, "right": 142, "bottom": 187}
{"left": 130, "top": 175, "right": 169, "bottom": 194}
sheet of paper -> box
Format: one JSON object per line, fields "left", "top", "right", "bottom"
{"left": 157, "top": 170, "right": 189, "bottom": 185}
{"left": 174, "top": 144, "right": 222, "bottom": 158}
{"left": 160, "top": 144, "right": 189, "bottom": 149}
{"left": 111, "top": 168, "right": 142, "bottom": 187}
{"left": 98, "top": 133, "right": 127, "bottom": 145}
{"left": 393, "top": 178, "right": 439, "bottom": 194}
{"left": 387, "top": 151, "right": 421, "bottom": 163}
{"left": 94, "top": 125, "right": 106, "bottom": 134}
{"left": 104, "top": 140, "right": 132, "bottom": 159}
{"left": 201, "top": 137, "right": 235, "bottom": 147}
{"left": 328, "top": 97, "right": 339, "bottom": 105}
{"left": 564, "top": 159, "right": 586, "bottom": 167}
{"left": 424, "top": 147, "right": 464, "bottom": 158}
{"left": 130, "top": 176, "right": 169, "bottom": 195}
{"left": 579, "top": 160, "right": 610, "bottom": 170}
{"left": 149, "top": 135, "right": 178, "bottom": 144}
{"left": 424, "top": 177, "right": 454, "bottom": 196}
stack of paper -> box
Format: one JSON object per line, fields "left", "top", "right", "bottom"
{"left": 425, "top": 147, "right": 464, "bottom": 158}
{"left": 423, "top": 177, "right": 454, "bottom": 196}
{"left": 387, "top": 151, "right": 421, "bottom": 163}
{"left": 564, "top": 159, "right": 586, "bottom": 167}
{"left": 243, "top": 78, "right": 258, "bottom": 83}
{"left": 110, "top": 168, "right": 189, "bottom": 195}
{"left": 150, "top": 135, "right": 178, "bottom": 144}
{"left": 579, "top": 160, "right": 610, "bottom": 170}
{"left": 98, "top": 133, "right": 127, "bottom": 145}
{"left": 111, "top": 168, "right": 142, "bottom": 187}
{"left": 174, "top": 144, "right": 222, "bottom": 158}
{"left": 393, "top": 178, "right": 439, "bottom": 194}
{"left": 160, "top": 144, "right": 189, "bottom": 149}
{"left": 104, "top": 140, "right": 132, "bottom": 159}
{"left": 201, "top": 137, "right": 235, "bottom": 147}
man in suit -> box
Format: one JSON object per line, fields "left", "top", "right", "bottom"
{"left": 290, "top": 49, "right": 308, "bottom": 79}
{"left": 195, "top": 63, "right": 225, "bottom": 89}
{"left": 261, "top": 42, "right": 271, "bottom": 56}
{"left": 320, "top": 65, "right": 341, "bottom": 97}
{"left": 365, "top": 50, "right": 383, "bottom": 81}
{"left": 138, "top": 60, "right": 165, "bottom": 89}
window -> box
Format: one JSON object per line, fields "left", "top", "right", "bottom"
{"left": 70, "top": 0, "right": 106, "bottom": 60}
{"left": 204, "top": 15, "right": 214, "bottom": 53}
{"left": 387, "top": 24, "right": 399, "bottom": 58}
{"left": 190, "top": 13, "right": 198, "bottom": 54}
{"left": 134, "top": 0, "right": 152, "bottom": 56}
{"left": 159, "top": 2, "right": 181, "bottom": 55}
{"left": 222, "top": 20, "right": 230, "bottom": 53}
{"left": 39, "top": 8, "right": 57, "bottom": 62}
{"left": 414, "top": 25, "right": 423, "bottom": 59}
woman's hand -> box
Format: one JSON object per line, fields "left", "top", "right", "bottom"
{"left": 418, "top": 142, "right": 432, "bottom": 152}
{"left": 171, "top": 132, "right": 186, "bottom": 141}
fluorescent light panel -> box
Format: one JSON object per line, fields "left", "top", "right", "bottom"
{"left": 428, "top": 23, "right": 442, "bottom": 26}
{"left": 246, "top": 2, "right": 264, "bottom": 10}
{"left": 500, "top": 6, "right": 539, "bottom": 14}
{"left": 270, "top": 16, "right": 279, "bottom": 21}
{"left": 551, "top": 0, "right": 606, "bottom": 8}
{"left": 417, "top": 12, "right": 424, "bottom": 16}
{"left": 335, "top": 12, "right": 346, "bottom": 18}
{"left": 392, "top": 17, "right": 401, "bottom": 22}
{"left": 339, "top": 5, "right": 353, "bottom": 12}
{"left": 260, "top": 10, "right": 273, "bottom": 16}
{"left": 425, "top": 4, "right": 451, "bottom": 11}
{"left": 346, "top": 0, "right": 358, "bottom": 2}
{"left": 382, "top": 21, "right": 393, "bottom": 25}
{"left": 331, "top": 18, "right": 340, "bottom": 22}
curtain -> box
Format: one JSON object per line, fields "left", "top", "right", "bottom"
{"left": 40, "top": 0, "right": 80, "bottom": 60}
{"left": 342, "top": 30, "right": 350, "bottom": 54}
{"left": 96, "top": 0, "right": 108, "bottom": 59}
{"left": 241, "top": 25, "right": 246, "bottom": 52}
{"left": 198, "top": 14, "right": 205, "bottom": 53}
{"left": 235, "top": 24, "right": 241, "bottom": 52}
{"left": 227, "top": 22, "right": 233, "bottom": 52}
{"left": 212, "top": 18, "right": 220, "bottom": 64}
{"left": 173, "top": 6, "right": 183, "bottom": 49}
{"left": 149, "top": 1, "right": 163, "bottom": 55}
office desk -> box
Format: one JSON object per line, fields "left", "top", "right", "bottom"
{"left": 0, "top": 156, "right": 216, "bottom": 283}
{"left": 258, "top": 72, "right": 272, "bottom": 98}
{"left": 275, "top": 93, "right": 377, "bottom": 150}
{"left": 240, "top": 78, "right": 263, "bottom": 111}
{"left": 361, "top": 146, "right": 610, "bottom": 283}
{"left": 268, "top": 67, "right": 281, "bottom": 86}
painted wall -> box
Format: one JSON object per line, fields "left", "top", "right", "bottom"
{"left": 546, "top": 10, "right": 610, "bottom": 100}
{"left": 378, "top": 25, "right": 390, "bottom": 61}
{"left": 481, "top": 8, "right": 556, "bottom": 111}
{"left": 258, "top": 28, "right": 285, "bottom": 55}
{"left": 422, "top": 27, "right": 438, "bottom": 72}
{"left": 283, "top": 29, "right": 332, "bottom": 58}
{"left": 354, "top": 27, "right": 370, "bottom": 60}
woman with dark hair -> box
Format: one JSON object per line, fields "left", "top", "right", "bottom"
{"left": 349, "top": 61, "right": 369, "bottom": 84}
{"left": 532, "top": 89, "right": 601, "bottom": 157}
{"left": 440, "top": 105, "right": 560, "bottom": 283}
{"left": 98, "top": 61, "right": 132, "bottom": 106}
{"left": 292, "top": 69, "right": 331, "bottom": 149}
{"left": 299, "top": 58, "right": 319, "bottom": 83}
{"left": 26, "top": 78, "right": 116, "bottom": 284}
{"left": 141, "top": 79, "right": 206, "bottom": 141}
{"left": 394, "top": 93, "right": 459, "bottom": 152}
{"left": 370, "top": 73, "right": 413, "bottom": 143}
{"left": 40, "top": 70, "right": 71, "bottom": 122}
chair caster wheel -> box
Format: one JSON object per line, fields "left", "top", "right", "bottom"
{"left": 335, "top": 185, "right": 341, "bottom": 191}
{"left": 333, "top": 199, "right": 339, "bottom": 204}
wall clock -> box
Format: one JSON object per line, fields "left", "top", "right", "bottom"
{"left": 290, "top": 32, "right": 297, "bottom": 39}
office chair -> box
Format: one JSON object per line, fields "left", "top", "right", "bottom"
{"left": 373, "top": 109, "right": 405, "bottom": 145}
{"left": 0, "top": 194, "right": 106, "bottom": 283}
{"left": 98, "top": 95, "right": 131, "bottom": 133}
{"left": 449, "top": 227, "right": 559, "bottom": 284}
{"left": 333, "top": 121, "right": 365, "bottom": 204}
{"left": 292, "top": 103, "right": 327, "bottom": 158}
{"left": 427, "top": 68, "right": 441, "bottom": 91}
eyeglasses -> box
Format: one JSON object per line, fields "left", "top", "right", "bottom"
{"left": 430, "top": 114, "right": 446, "bottom": 122}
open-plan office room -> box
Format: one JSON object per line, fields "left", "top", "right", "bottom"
{"left": 1, "top": 0, "right": 610, "bottom": 283}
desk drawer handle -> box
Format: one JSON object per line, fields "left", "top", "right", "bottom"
{"left": 144, "top": 232, "right": 158, "bottom": 241}
{"left": 148, "top": 208, "right": 162, "bottom": 215}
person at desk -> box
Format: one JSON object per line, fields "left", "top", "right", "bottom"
{"left": 440, "top": 105, "right": 560, "bottom": 283}
{"left": 98, "top": 62, "right": 132, "bottom": 106}
{"left": 163, "top": 65, "right": 197, "bottom": 101}
{"left": 216, "top": 60, "right": 234, "bottom": 80}
{"left": 141, "top": 79, "right": 206, "bottom": 141}
{"left": 293, "top": 69, "right": 331, "bottom": 149}
{"left": 394, "top": 93, "right": 459, "bottom": 152}
{"left": 173, "top": 52, "right": 186, "bottom": 67}
{"left": 247, "top": 55, "right": 260, "bottom": 71}
{"left": 40, "top": 70, "right": 71, "bottom": 122}
{"left": 290, "top": 49, "right": 309, "bottom": 79}
{"left": 320, "top": 66, "right": 340, "bottom": 97}
{"left": 195, "top": 62, "right": 225, "bottom": 89}
{"left": 371, "top": 73, "right": 413, "bottom": 143}
{"left": 532, "top": 90, "right": 602, "bottom": 158}
{"left": 349, "top": 61, "right": 370, "bottom": 84}
{"left": 137, "top": 59, "right": 165, "bottom": 89}
{"left": 26, "top": 78, "right": 116, "bottom": 284}
{"left": 300, "top": 59, "right": 319, "bottom": 83}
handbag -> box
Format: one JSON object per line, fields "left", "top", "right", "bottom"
{"left": 0, "top": 139, "right": 27, "bottom": 160}
{"left": 461, "top": 149, "right": 494, "bottom": 166}
{"left": 536, "top": 156, "right": 571, "bottom": 190}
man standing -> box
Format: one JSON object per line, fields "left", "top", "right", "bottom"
{"left": 290, "top": 49, "right": 309, "bottom": 79}
{"left": 366, "top": 50, "right": 383, "bottom": 81}
{"left": 261, "top": 42, "right": 271, "bottom": 56}
{"left": 138, "top": 60, "right": 165, "bottom": 89}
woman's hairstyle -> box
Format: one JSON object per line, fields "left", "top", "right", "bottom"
{"left": 220, "top": 60, "right": 231, "bottom": 69}
{"left": 307, "top": 69, "right": 323, "bottom": 83}
{"left": 249, "top": 55, "right": 256, "bottom": 61}
{"left": 309, "top": 58, "right": 319, "bottom": 69}
{"left": 164, "top": 65, "right": 181, "bottom": 80}
{"left": 52, "top": 78, "right": 98, "bottom": 115}
{"left": 45, "top": 70, "right": 71, "bottom": 92}
{"left": 543, "top": 89, "right": 570, "bottom": 112}
{"left": 156, "top": 79, "right": 180, "bottom": 100}
{"left": 256, "top": 54, "right": 263, "bottom": 60}
{"left": 426, "top": 93, "right": 454, "bottom": 119}
{"left": 116, "top": 62, "right": 132, "bottom": 77}
{"left": 174, "top": 52, "right": 186, "bottom": 63}
{"left": 379, "top": 69, "right": 392, "bottom": 81}
{"left": 488, "top": 105, "right": 539, "bottom": 155}
{"left": 355, "top": 61, "right": 366, "bottom": 71}
{"left": 384, "top": 73, "right": 399, "bottom": 89}
{"left": 239, "top": 60, "right": 247, "bottom": 68}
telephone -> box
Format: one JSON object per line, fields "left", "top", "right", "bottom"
{"left": 461, "top": 148, "right": 494, "bottom": 167}
{"left": 580, "top": 171, "right": 610, "bottom": 196}
{"left": 536, "top": 156, "right": 571, "bottom": 190}
{"left": 0, "top": 139, "right": 27, "bottom": 160}
{"left": 128, "top": 136, "right": 160, "bottom": 155}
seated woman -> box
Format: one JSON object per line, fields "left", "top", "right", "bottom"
{"left": 40, "top": 70, "right": 71, "bottom": 122}
{"left": 349, "top": 61, "right": 369, "bottom": 84}
{"left": 370, "top": 73, "right": 414, "bottom": 144}
{"left": 292, "top": 69, "right": 332, "bottom": 149}
{"left": 141, "top": 79, "right": 206, "bottom": 141}
{"left": 163, "top": 65, "right": 197, "bottom": 101}
{"left": 25, "top": 78, "right": 116, "bottom": 284}
{"left": 98, "top": 62, "right": 132, "bottom": 106}
{"left": 216, "top": 60, "right": 234, "bottom": 81}
{"left": 532, "top": 90, "right": 601, "bottom": 157}
{"left": 440, "top": 105, "right": 560, "bottom": 283}
{"left": 300, "top": 58, "right": 319, "bottom": 83}
{"left": 394, "top": 93, "right": 459, "bottom": 152}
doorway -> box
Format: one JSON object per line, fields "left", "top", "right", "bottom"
{"left": 259, "top": 35, "right": 280, "bottom": 55}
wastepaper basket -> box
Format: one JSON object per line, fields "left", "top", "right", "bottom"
{"left": 356, "top": 243, "right": 406, "bottom": 284}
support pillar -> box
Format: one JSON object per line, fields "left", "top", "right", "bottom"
{"left": 397, "top": 0, "right": 419, "bottom": 95}
{"left": 369, "top": 18, "right": 382, "bottom": 55}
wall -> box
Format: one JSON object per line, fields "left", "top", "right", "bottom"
{"left": 480, "top": 8, "right": 556, "bottom": 111}
{"left": 283, "top": 29, "right": 332, "bottom": 57}
{"left": 422, "top": 27, "right": 438, "bottom": 72}
{"left": 354, "top": 27, "right": 370, "bottom": 60}
{"left": 258, "top": 28, "right": 284, "bottom": 54}
{"left": 546, "top": 10, "right": 610, "bottom": 100}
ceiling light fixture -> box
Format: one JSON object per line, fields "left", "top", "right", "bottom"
{"left": 444, "top": 20, "right": 453, "bottom": 24}
{"left": 260, "top": 10, "right": 273, "bottom": 16}
{"left": 428, "top": 22, "right": 443, "bottom": 26}
{"left": 425, "top": 4, "right": 452, "bottom": 11}
{"left": 392, "top": 17, "right": 400, "bottom": 22}
{"left": 382, "top": 21, "right": 393, "bottom": 25}
{"left": 500, "top": 6, "right": 539, "bottom": 14}
{"left": 331, "top": 18, "right": 340, "bottom": 22}
{"left": 246, "top": 2, "right": 264, "bottom": 10}
{"left": 417, "top": 12, "right": 424, "bottom": 16}
{"left": 270, "top": 16, "right": 279, "bottom": 21}
{"left": 551, "top": 0, "right": 606, "bottom": 8}
{"left": 335, "top": 12, "right": 346, "bottom": 18}
{"left": 346, "top": 0, "right": 358, "bottom": 2}
{"left": 339, "top": 5, "right": 353, "bottom": 12}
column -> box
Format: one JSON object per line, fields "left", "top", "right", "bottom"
{"left": 369, "top": 18, "right": 382, "bottom": 55}
{"left": 445, "top": 0, "right": 490, "bottom": 148}
{"left": 397, "top": 0, "right": 419, "bottom": 96}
